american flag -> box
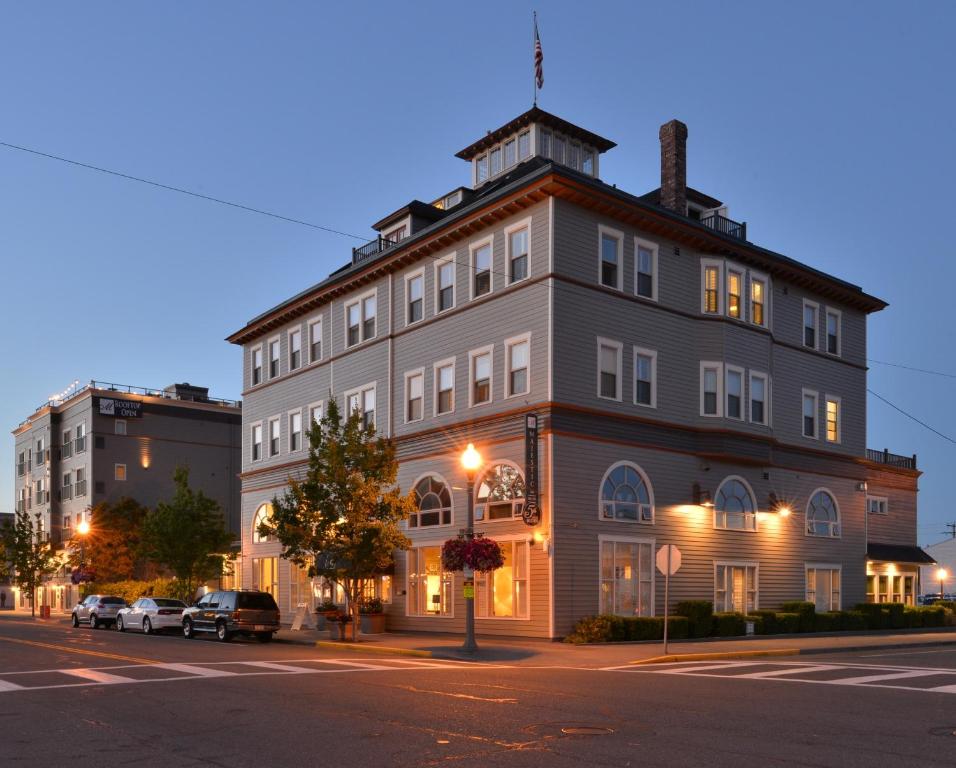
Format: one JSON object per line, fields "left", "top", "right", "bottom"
{"left": 534, "top": 19, "right": 544, "bottom": 90}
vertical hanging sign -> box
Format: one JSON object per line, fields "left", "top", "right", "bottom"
{"left": 522, "top": 414, "right": 540, "bottom": 526}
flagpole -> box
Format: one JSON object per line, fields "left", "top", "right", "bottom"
{"left": 532, "top": 11, "right": 537, "bottom": 107}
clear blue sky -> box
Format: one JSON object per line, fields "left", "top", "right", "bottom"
{"left": 2, "top": 2, "right": 954, "bottom": 544}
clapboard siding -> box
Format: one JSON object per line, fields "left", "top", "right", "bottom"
{"left": 551, "top": 433, "right": 867, "bottom": 636}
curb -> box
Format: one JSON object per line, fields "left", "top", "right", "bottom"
{"left": 799, "top": 638, "right": 956, "bottom": 656}
{"left": 315, "top": 640, "right": 433, "bottom": 658}
{"left": 630, "top": 648, "right": 800, "bottom": 665}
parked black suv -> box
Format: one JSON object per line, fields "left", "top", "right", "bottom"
{"left": 181, "top": 590, "right": 280, "bottom": 642}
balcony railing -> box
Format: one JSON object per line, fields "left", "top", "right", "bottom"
{"left": 352, "top": 235, "right": 399, "bottom": 265}
{"left": 866, "top": 448, "right": 917, "bottom": 470}
{"left": 701, "top": 212, "right": 747, "bottom": 241}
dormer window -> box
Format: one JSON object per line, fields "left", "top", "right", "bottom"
{"left": 504, "top": 139, "right": 516, "bottom": 168}
{"left": 583, "top": 150, "right": 594, "bottom": 175}
{"left": 540, "top": 131, "right": 552, "bottom": 158}
{"left": 477, "top": 155, "right": 489, "bottom": 184}
{"left": 386, "top": 226, "right": 406, "bottom": 243}
{"left": 490, "top": 147, "right": 502, "bottom": 176}
{"left": 569, "top": 142, "right": 580, "bottom": 170}
{"left": 553, "top": 135, "right": 566, "bottom": 164}
{"left": 518, "top": 131, "right": 530, "bottom": 160}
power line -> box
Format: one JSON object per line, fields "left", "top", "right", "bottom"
{"left": 0, "top": 139, "right": 367, "bottom": 241}
{"left": 867, "top": 359, "right": 956, "bottom": 380}
{"left": 868, "top": 388, "right": 956, "bottom": 446}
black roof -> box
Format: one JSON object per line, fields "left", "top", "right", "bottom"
{"left": 867, "top": 543, "right": 936, "bottom": 565}
{"left": 641, "top": 186, "right": 724, "bottom": 210}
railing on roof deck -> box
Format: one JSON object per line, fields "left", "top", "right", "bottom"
{"left": 700, "top": 212, "right": 747, "bottom": 241}
{"left": 352, "top": 235, "right": 399, "bottom": 264}
{"left": 28, "top": 380, "right": 241, "bottom": 415}
{"left": 866, "top": 448, "right": 917, "bottom": 470}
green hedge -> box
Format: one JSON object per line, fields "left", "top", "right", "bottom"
{"left": 82, "top": 578, "right": 186, "bottom": 604}
{"left": 713, "top": 612, "right": 746, "bottom": 637}
{"left": 564, "top": 615, "right": 689, "bottom": 644}
{"left": 780, "top": 601, "right": 816, "bottom": 632}
{"left": 675, "top": 600, "right": 713, "bottom": 638}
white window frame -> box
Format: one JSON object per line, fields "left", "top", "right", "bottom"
{"left": 701, "top": 258, "right": 724, "bottom": 314}
{"left": 597, "top": 337, "right": 623, "bottom": 401}
{"left": 597, "top": 224, "right": 624, "bottom": 291}
{"left": 803, "top": 299, "right": 819, "bottom": 350}
{"left": 633, "top": 237, "right": 659, "bottom": 301}
{"left": 250, "top": 421, "right": 263, "bottom": 463}
{"left": 114, "top": 463, "right": 127, "bottom": 482}
{"left": 598, "top": 461, "right": 655, "bottom": 524}
{"left": 748, "top": 371, "right": 770, "bottom": 426}
{"left": 251, "top": 345, "right": 263, "bottom": 386}
{"left": 806, "top": 488, "right": 841, "bottom": 539}
{"left": 750, "top": 270, "right": 769, "bottom": 328}
{"left": 713, "top": 475, "right": 759, "bottom": 532}
{"left": 469, "top": 234, "right": 495, "bottom": 301}
{"left": 267, "top": 336, "right": 281, "bottom": 379}
{"left": 288, "top": 327, "right": 302, "bottom": 371}
{"left": 404, "top": 368, "right": 425, "bottom": 424}
{"left": 268, "top": 416, "right": 281, "bottom": 458}
{"left": 505, "top": 217, "right": 532, "bottom": 285}
{"left": 75, "top": 422, "right": 87, "bottom": 453}
{"left": 632, "top": 346, "right": 657, "bottom": 408}
{"left": 700, "top": 361, "right": 724, "bottom": 417}
{"left": 598, "top": 534, "right": 656, "bottom": 617}
{"left": 802, "top": 388, "right": 819, "bottom": 439}
{"left": 825, "top": 394, "right": 842, "bottom": 444}
{"left": 433, "top": 357, "right": 456, "bottom": 416}
{"left": 344, "top": 383, "right": 377, "bottom": 430}
{"left": 308, "top": 400, "right": 324, "bottom": 429}
{"left": 344, "top": 288, "right": 377, "bottom": 348}
{"left": 405, "top": 540, "right": 455, "bottom": 618}
{"left": 806, "top": 563, "right": 842, "bottom": 611}
{"left": 434, "top": 255, "right": 456, "bottom": 314}
{"left": 504, "top": 333, "right": 531, "bottom": 399}
{"left": 725, "top": 364, "right": 745, "bottom": 421}
{"left": 468, "top": 345, "right": 494, "bottom": 408}
{"left": 825, "top": 307, "right": 842, "bottom": 356}
{"left": 714, "top": 560, "right": 760, "bottom": 613}
{"left": 308, "top": 316, "right": 323, "bottom": 364}
{"left": 114, "top": 419, "right": 127, "bottom": 436}
{"left": 474, "top": 535, "right": 531, "bottom": 620}
{"left": 404, "top": 268, "right": 425, "bottom": 327}
{"left": 726, "top": 266, "right": 744, "bottom": 320}
{"left": 288, "top": 409, "right": 303, "bottom": 453}
{"left": 866, "top": 495, "right": 889, "bottom": 515}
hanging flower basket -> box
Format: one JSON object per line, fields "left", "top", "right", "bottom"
{"left": 441, "top": 536, "right": 505, "bottom": 573}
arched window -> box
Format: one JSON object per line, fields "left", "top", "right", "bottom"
{"left": 807, "top": 490, "right": 840, "bottom": 537}
{"left": 475, "top": 463, "right": 525, "bottom": 521}
{"left": 253, "top": 503, "right": 276, "bottom": 543}
{"left": 715, "top": 477, "right": 757, "bottom": 531}
{"left": 411, "top": 475, "right": 452, "bottom": 528}
{"left": 600, "top": 462, "right": 653, "bottom": 523}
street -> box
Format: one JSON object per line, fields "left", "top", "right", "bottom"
{"left": 2, "top": 618, "right": 956, "bottom": 767}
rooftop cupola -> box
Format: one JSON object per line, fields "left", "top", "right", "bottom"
{"left": 455, "top": 107, "right": 616, "bottom": 188}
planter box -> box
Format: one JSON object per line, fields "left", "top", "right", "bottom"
{"left": 328, "top": 621, "right": 356, "bottom": 641}
{"left": 360, "top": 613, "right": 386, "bottom": 634}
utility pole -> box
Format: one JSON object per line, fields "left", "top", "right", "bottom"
{"left": 942, "top": 522, "right": 956, "bottom": 540}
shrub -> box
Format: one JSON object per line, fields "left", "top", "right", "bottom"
{"left": 854, "top": 603, "right": 889, "bottom": 630}
{"left": 564, "top": 615, "right": 615, "bottom": 644}
{"left": 750, "top": 610, "right": 778, "bottom": 634}
{"left": 675, "top": 600, "right": 713, "bottom": 638}
{"left": 563, "top": 615, "right": 690, "bottom": 644}
{"left": 775, "top": 612, "right": 801, "bottom": 633}
{"left": 82, "top": 578, "right": 183, "bottom": 604}
{"left": 917, "top": 606, "right": 945, "bottom": 627}
{"left": 885, "top": 602, "right": 906, "bottom": 629}
{"left": 943, "top": 607, "right": 956, "bottom": 627}
{"left": 744, "top": 615, "right": 765, "bottom": 635}
{"left": 936, "top": 600, "right": 956, "bottom": 612}
{"left": 813, "top": 611, "right": 844, "bottom": 632}
{"left": 843, "top": 611, "right": 868, "bottom": 630}
{"left": 781, "top": 601, "right": 816, "bottom": 632}
{"left": 712, "top": 612, "right": 747, "bottom": 637}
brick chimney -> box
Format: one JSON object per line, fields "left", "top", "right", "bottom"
{"left": 659, "top": 119, "right": 688, "bottom": 215}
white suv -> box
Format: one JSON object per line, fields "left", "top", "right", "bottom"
{"left": 71, "top": 595, "right": 127, "bottom": 629}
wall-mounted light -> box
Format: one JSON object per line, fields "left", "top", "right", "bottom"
{"left": 768, "top": 492, "right": 792, "bottom": 517}
{"left": 856, "top": 481, "right": 868, "bottom": 493}
{"left": 693, "top": 483, "right": 713, "bottom": 508}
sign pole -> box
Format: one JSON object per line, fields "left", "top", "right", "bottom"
{"left": 663, "top": 546, "right": 670, "bottom": 655}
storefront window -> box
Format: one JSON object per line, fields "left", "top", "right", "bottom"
{"left": 600, "top": 539, "right": 653, "bottom": 616}
{"left": 407, "top": 546, "right": 452, "bottom": 616}
{"left": 252, "top": 557, "right": 278, "bottom": 597}
{"left": 476, "top": 540, "right": 529, "bottom": 618}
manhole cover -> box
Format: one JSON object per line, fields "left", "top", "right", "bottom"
{"left": 561, "top": 726, "right": 614, "bottom": 737}
{"left": 928, "top": 726, "right": 956, "bottom": 738}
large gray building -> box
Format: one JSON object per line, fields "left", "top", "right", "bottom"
{"left": 229, "top": 108, "right": 929, "bottom": 638}
{"left": 12, "top": 381, "right": 242, "bottom": 612}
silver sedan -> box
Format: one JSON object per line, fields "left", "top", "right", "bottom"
{"left": 116, "top": 598, "right": 188, "bottom": 634}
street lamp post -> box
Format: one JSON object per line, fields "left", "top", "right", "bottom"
{"left": 76, "top": 519, "right": 90, "bottom": 576}
{"left": 460, "top": 443, "right": 483, "bottom": 654}
{"left": 938, "top": 567, "right": 948, "bottom": 600}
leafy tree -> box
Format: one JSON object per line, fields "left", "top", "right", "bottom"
{"left": 266, "top": 397, "right": 414, "bottom": 636}
{"left": 0, "top": 511, "right": 61, "bottom": 617}
{"left": 66, "top": 498, "right": 154, "bottom": 582}
{"left": 141, "top": 466, "right": 233, "bottom": 601}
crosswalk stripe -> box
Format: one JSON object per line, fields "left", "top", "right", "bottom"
{"left": 822, "top": 670, "right": 946, "bottom": 686}
{"left": 927, "top": 683, "right": 956, "bottom": 693}
{"left": 0, "top": 679, "right": 24, "bottom": 692}
{"left": 735, "top": 665, "right": 839, "bottom": 679}
{"left": 315, "top": 659, "right": 395, "bottom": 670}
{"left": 660, "top": 662, "right": 765, "bottom": 674}
{"left": 239, "top": 661, "right": 319, "bottom": 673}
{"left": 59, "top": 668, "right": 137, "bottom": 685}
{"left": 156, "top": 663, "right": 236, "bottom": 677}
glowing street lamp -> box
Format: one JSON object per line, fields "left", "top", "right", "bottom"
{"left": 76, "top": 518, "right": 91, "bottom": 580}
{"left": 938, "top": 567, "right": 948, "bottom": 600}
{"left": 460, "top": 443, "right": 483, "bottom": 653}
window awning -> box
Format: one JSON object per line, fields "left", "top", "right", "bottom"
{"left": 867, "top": 542, "right": 936, "bottom": 565}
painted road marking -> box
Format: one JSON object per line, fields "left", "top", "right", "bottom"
{"left": 0, "top": 657, "right": 485, "bottom": 695}
{"left": 621, "top": 660, "right": 956, "bottom": 695}
{"left": 0, "top": 635, "right": 158, "bottom": 665}
{"left": 59, "top": 668, "right": 138, "bottom": 685}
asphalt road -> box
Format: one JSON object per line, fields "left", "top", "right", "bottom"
{"left": 2, "top": 618, "right": 956, "bottom": 767}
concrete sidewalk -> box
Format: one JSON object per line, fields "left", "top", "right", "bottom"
{"left": 278, "top": 624, "right": 956, "bottom": 667}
